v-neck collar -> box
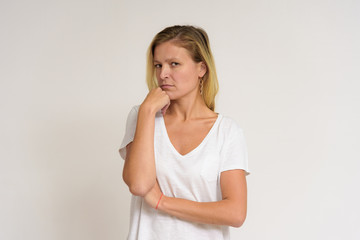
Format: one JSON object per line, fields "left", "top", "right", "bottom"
{"left": 159, "top": 113, "right": 222, "bottom": 158}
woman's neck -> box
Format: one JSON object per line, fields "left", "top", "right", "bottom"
{"left": 166, "top": 93, "right": 211, "bottom": 121}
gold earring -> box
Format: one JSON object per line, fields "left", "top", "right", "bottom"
{"left": 200, "top": 78, "right": 204, "bottom": 95}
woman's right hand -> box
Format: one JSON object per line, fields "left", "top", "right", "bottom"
{"left": 141, "top": 87, "right": 170, "bottom": 115}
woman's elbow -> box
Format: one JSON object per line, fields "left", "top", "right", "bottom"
{"left": 230, "top": 212, "right": 247, "bottom": 228}
{"left": 231, "top": 218, "right": 245, "bottom": 228}
{"left": 123, "top": 175, "right": 155, "bottom": 196}
{"left": 128, "top": 184, "right": 152, "bottom": 197}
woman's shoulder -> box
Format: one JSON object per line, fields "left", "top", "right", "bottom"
{"left": 130, "top": 104, "right": 141, "bottom": 112}
{"left": 216, "top": 114, "right": 247, "bottom": 151}
{"left": 218, "top": 113, "right": 244, "bottom": 132}
{"left": 125, "top": 104, "right": 141, "bottom": 118}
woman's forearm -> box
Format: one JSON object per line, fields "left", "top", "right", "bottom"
{"left": 158, "top": 196, "right": 247, "bottom": 228}
{"left": 122, "top": 105, "right": 157, "bottom": 196}
{"left": 144, "top": 170, "right": 247, "bottom": 227}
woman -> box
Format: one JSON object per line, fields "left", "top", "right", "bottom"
{"left": 119, "top": 25, "right": 249, "bottom": 240}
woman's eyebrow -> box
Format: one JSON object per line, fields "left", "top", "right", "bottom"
{"left": 154, "top": 58, "right": 180, "bottom": 63}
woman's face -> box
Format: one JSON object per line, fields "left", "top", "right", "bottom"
{"left": 154, "top": 41, "right": 206, "bottom": 100}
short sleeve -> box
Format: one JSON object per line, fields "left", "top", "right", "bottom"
{"left": 220, "top": 122, "right": 250, "bottom": 175}
{"left": 118, "top": 105, "right": 140, "bottom": 160}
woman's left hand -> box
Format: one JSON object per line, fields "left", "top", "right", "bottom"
{"left": 144, "top": 180, "right": 163, "bottom": 209}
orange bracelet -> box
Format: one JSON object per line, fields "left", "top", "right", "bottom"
{"left": 155, "top": 193, "right": 163, "bottom": 210}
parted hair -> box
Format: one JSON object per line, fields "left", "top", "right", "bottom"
{"left": 146, "top": 25, "right": 219, "bottom": 111}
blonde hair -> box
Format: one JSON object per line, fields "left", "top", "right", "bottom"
{"left": 146, "top": 25, "right": 219, "bottom": 111}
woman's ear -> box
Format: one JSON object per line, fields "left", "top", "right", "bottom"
{"left": 199, "top": 62, "right": 207, "bottom": 78}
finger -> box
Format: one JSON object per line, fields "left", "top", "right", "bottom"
{"left": 161, "top": 102, "right": 170, "bottom": 115}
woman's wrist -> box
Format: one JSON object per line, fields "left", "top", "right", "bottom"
{"left": 155, "top": 193, "right": 164, "bottom": 210}
{"left": 139, "top": 103, "right": 157, "bottom": 116}
{"left": 157, "top": 195, "right": 168, "bottom": 211}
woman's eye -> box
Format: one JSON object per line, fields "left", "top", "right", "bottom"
{"left": 171, "top": 62, "right": 179, "bottom": 66}
{"left": 154, "top": 64, "right": 162, "bottom": 68}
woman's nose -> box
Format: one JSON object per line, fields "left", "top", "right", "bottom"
{"left": 159, "top": 65, "right": 170, "bottom": 79}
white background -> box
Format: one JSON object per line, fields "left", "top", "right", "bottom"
{"left": 1, "top": 0, "right": 359, "bottom": 239}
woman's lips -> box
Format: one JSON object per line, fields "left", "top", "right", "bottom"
{"left": 161, "top": 85, "right": 173, "bottom": 89}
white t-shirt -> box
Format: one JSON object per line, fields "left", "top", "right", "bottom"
{"left": 119, "top": 105, "right": 249, "bottom": 240}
